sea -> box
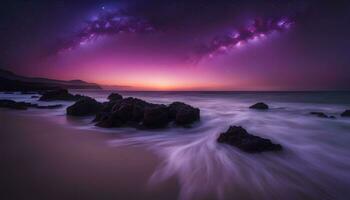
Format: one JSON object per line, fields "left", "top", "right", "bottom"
{"left": 1, "top": 90, "right": 350, "bottom": 200}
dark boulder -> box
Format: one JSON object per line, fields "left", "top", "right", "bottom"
{"left": 35, "top": 104, "right": 63, "bottom": 109}
{"left": 20, "top": 91, "right": 36, "bottom": 95}
{"left": 111, "top": 97, "right": 150, "bottom": 122}
{"left": 94, "top": 98, "right": 201, "bottom": 129}
{"left": 341, "top": 110, "right": 350, "bottom": 117}
{"left": 0, "top": 99, "right": 29, "bottom": 110}
{"left": 39, "top": 89, "right": 81, "bottom": 101}
{"left": 100, "top": 101, "right": 119, "bottom": 112}
{"left": 168, "top": 102, "right": 200, "bottom": 125}
{"left": 217, "top": 126, "right": 282, "bottom": 153}
{"left": 249, "top": 102, "right": 269, "bottom": 110}
{"left": 115, "top": 103, "right": 134, "bottom": 122}
{"left": 95, "top": 115, "right": 123, "bottom": 128}
{"left": 108, "top": 93, "right": 123, "bottom": 101}
{"left": 0, "top": 99, "right": 62, "bottom": 110}
{"left": 93, "top": 112, "right": 111, "bottom": 122}
{"left": 94, "top": 97, "right": 149, "bottom": 128}
{"left": 310, "top": 112, "right": 335, "bottom": 119}
{"left": 67, "top": 97, "right": 103, "bottom": 116}
{"left": 143, "top": 105, "right": 169, "bottom": 128}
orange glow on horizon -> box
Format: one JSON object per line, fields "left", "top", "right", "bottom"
{"left": 97, "top": 79, "right": 227, "bottom": 91}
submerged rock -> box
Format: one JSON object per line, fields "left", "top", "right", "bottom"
{"left": 35, "top": 104, "right": 63, "bottom": 109}
{"left": 341, "top": 110, "right": 350, "bottom": 117}
{"left": 249, "top": 102, "right": 269, "bottom": 110}
{"left": 39, "top": 89, "right": 82, "bottom": 101}
{"left": 168, "top": 102, "right": 200, "bottom": 125}
{"left": 310, "top": 112, "right": 335, "bottom": 119}
{"left": 0, "top": 99, "right": 29, "bottom": 110}
{"left": 20, "top": 91, "right": 37, "bottom": 95}
{"left": 93, "top": 97, "right": 200, "bottom": 129}
{"left": 66, "top": 97, "right": 103, "bottom": 116}
{"left": 31, "top": 95, "right": 40, "bottom": 98}
{"left": 217, "top": 126, "right": 282, "bottom": 153}
{"left": 93, "top": 112, "right": 110, "bottom": 122}
{"left": 108, "top": 93, "right": 123, "bottom": 101}
{"left": 95, "top": 116, "right": 122, "bottom": 128}
{"left": 0, "top": 99, "right": 62, "bottom": 110}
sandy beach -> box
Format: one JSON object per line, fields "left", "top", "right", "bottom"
{"left": 0, "top": 110, "right": 178, "bottom": 200}
{"left": 2, "top": 90, "right": 350, "bottom": 200}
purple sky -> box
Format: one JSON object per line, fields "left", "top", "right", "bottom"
{"left": 1, "top": 0, "right": 350, "bottom": 90}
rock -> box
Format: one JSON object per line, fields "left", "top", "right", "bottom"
{"left": 143, "top": 105, "right": 169, "bottom": 128}
{"left": 93, "top": 112, "right": 110, "bottom": 122}
{"left": 108, "top": 93, "right": 123, "bottom": 101}
{"left": 95, "top": 117, "right": 123, "bottom": 128}
{"left": 0, "top": 99, "right": 29, "bottom": 110}
{"left": 31, "top": 95, "right": 39, "bottom": 98}
{"left": 95, "top": 111, "right": 124, "bottom": 128}
{"left": 66, "top": 97, "right": 103, "bottom": 116}
{"left": 39, "top": 89, "right": 81, "bottom": 101}
{"left": 34, "top": 104, "right": 63, "bottom": 109}
{"left": 20, "top": 91, "right": 36, "bottom": 95}
{"left": 217, "top": 126, "right": 282, "bottom": 153}
{"left": 249, "top": 102, "right": 269, "bottom": 110}
{"left": 115, "top": 103, "right": 134, "bottom": 122}
{"left": 94, "top": 97, "right": 148, "bottom": 128}
{"left": 94, "top": 98, "right": 200, "bottom": 129}
{"left": 111, "top": 98, "right": 148, "bottom": 122}
{"left": 310, "top": 112, "right": 335, "bottom": 119}
{"left": 0, "top": 99, "right": 62, "bottom": 110}
{"left": 341, "top": 110, "right": 350, "bottom": 117}
{"left": 168, "top": 102, "right": 200, "bottom": 125}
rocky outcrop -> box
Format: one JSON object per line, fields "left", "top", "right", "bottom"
{"left": 66, "top": 97, "right": 103, "bottom": 116}
{"left": 94, "top": 97, "right": 151, "bottom": 128}
{"left": 341, "top": 110, "right": 350, "bottom": 117}
{"left": 168, "top": 102, "right": 200, "bottom": 125}
{"left": 0, "top": 100, "right": 30, "bottom": 110}
{"left": 249, "top": 102, "right": 269, "bottom": 110}
{"left": 217, "top": 126, "right": 282, "bottom": 153}
{"left": 310, "top": 112, "right": 335, "bottom": 119}
{"left": 39, "top": 89, "right": 83, "bottom": 101}
{"left": 20, "top": 91, "right": 37, "bottom": 95}
{"left": 35, "top": 104, "right": 63, "bottom": 109}
{"left": 108, "top": 93, "right": 123, "bottom": 101}
{"left": 0, "top": 99, "right": 62, "bottom": 110}
{"left": 143, "top": 105, "right": 170, "bottom": 128}
{"left": 93, "top": 95, "right": 200, "bottom": 129}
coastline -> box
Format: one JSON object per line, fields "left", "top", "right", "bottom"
{"left": 0, "top": 110, "right": 178, "bottom": 200}
{"left": 1, "top": 90, "right": 350, "bottom": 200}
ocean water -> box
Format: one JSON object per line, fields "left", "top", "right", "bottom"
{"left": 1, "top": 90, "right": 350, "bottom": 200}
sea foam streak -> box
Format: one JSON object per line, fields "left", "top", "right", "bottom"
{"left": 2, "top": 91, "right": 350, "bottom": 200}
{"left": 104, "top": 91, "right": 350, "bottom": 200}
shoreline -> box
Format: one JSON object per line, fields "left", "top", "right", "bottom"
{"left": 1, "top": 110, "right": 179, "bottom": 200}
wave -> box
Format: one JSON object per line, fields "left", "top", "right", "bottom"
{"left": 2, "top": 90, "right": 350, "bottom": 199}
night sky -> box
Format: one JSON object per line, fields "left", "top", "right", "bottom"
{"left": 1, "top": 0, "right": 350, "bottom": 90}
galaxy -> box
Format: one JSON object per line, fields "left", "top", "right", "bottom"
{"left": 54, "top": 7, "right": 156, "bottom": 54}
{"left": 0, "top": 0, "right": 350, "bottom": 90}
{"left": 192, "top": 15, "right": 296, "bottom": 62}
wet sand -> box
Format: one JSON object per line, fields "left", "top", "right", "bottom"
{"left": 0, "top": 110, "right": 179, "bottom": 200}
